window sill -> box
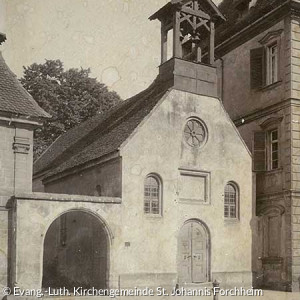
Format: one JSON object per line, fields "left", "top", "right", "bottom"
{"left": 224, "top": 218, "right": 240, "bottom": 224}
{"left": 144, "top": 214, "right": 163, "bottom": 219}
{"left": 254, "top": 167, "right": 283, "bottom": 174}
{"left": 258, "top": 80, "right": 282, "bottom": 92}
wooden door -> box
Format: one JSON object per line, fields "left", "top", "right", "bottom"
{"left": 191, "top": 222, "right": 207, "bottom": 282}
{"left": 178, "top": 221, "right": 209, "bottom": 283}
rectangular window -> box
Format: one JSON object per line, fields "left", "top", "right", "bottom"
{"left": 270, "top": 129, "right": 279, "bottom": 170}
{"left": 267, "top": 44, "right": 278, "bottom": 85}
{"left": 253, "top": 129, "right": 280, "bottom": 171}
{"left": 250, "top": 42, "right": 279, "bottom": 89}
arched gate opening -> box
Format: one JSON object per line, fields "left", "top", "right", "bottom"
{"left": 42, "top": 211, "right": 109, "bottom": 289}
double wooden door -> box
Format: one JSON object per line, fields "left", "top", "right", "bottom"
{"left": 178, "top": 221, "right": 209, "bottom": 283}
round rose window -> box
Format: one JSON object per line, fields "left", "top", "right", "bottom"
{"left": 184, "top": 118, "right": 207, "bottom": 147}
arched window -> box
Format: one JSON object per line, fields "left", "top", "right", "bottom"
{"left": 224, "top": 182, "right": 239, "bottom": 219}
{"left": 144, "top": 175, "right": 161, "bottom": 215}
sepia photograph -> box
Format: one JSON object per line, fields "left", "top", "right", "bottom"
{"left": 0, "top": 0, "right": 300, "bottom": 299}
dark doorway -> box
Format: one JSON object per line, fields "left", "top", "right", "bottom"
{"left": 42, "top": 211, "right": 108, "bottom": 290}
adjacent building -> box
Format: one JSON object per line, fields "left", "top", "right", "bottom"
{"left": 0, "top": 31, "right": 50, "bottom": 290}
{"left": 214, "top": 0, "right": 300, "bottom": 292}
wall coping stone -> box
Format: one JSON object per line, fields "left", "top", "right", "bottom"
{"left": 13, "top": 192, "right": 122, "bottom": 204}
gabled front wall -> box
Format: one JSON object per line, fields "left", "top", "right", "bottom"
{"left": 120, "top": 89, "right": 253, "bottom": 288}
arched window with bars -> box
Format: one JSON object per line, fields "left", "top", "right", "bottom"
{"left": 224, "top": 182, "right": 239, "bottom": 219}
{"left": 144, "top": 174, "right": 162, "bottom": 215}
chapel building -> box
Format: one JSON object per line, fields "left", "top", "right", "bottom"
{"left": 21, "top": 0, "right": 255, "bottom": 292}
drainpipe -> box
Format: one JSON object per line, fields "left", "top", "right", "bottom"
{"left": 216, "top": 56, "right": 225, "bottom": 103}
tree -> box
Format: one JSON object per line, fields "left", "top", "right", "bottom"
{"left": 20, "top": 59, "right": 121, "bottom": 159}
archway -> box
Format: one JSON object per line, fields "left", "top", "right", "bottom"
{"left": 42, "top": 211, "right": 109, "bottom": 289}
{"left": 177, "top": 220, "right": 210, "bottom": 284}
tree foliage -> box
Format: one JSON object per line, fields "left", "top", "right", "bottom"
{"left": 20, "top": 59, "right": 121, "bottom": 159}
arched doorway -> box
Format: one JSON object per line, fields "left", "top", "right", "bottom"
{"left": 42, "top": 211, "right": 109, "bottom": 290}
{"left": 177, "top": 220, "right": 210, "bottom": 284}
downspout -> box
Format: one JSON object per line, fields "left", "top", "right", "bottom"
{"left": 220, "top": 57, "right": 224, "bottom": 103}
{"left": 216, "top": 56, "right": 225, "bottom": 103}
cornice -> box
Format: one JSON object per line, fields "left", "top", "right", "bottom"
{"left": 233, "top": 98, "right": 292, "bottom": 127}
{"left": 13, "top": 192, "right": 122, "bottom": 204}
{"left": 0, "top": 113, "right": 43, "bottom": 127}
{"left": 215, "top": 0, "right": 292, "bottom": 57}
{"left": 259, "top": 29, "right": 284, "bottom": 45}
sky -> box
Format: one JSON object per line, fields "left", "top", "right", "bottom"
{"left": 0, "top": 0, "right": 222, "bottom": 99}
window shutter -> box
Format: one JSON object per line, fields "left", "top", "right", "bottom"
{"left": 250, "top": 47, "right": 265, "bottom": 89}
{"left": 253, "top": 131, "right": 266, "bottom": 171}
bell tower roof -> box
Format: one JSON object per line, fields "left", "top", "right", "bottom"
{"left": 150, "top": 0, "right": 225, "bottom": 23}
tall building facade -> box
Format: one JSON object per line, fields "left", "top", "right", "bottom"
{"left": 216, "top": 0, "right": 300, "bottom": 292}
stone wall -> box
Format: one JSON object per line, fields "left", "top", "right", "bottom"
{"left": 12, "top": 193, "right": 123, "bottom": 290}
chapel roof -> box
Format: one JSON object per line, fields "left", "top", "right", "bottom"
{"left": 34, "top": 77, "right": 170, "bottom": 179}
{"left": 0, "top": 52, "right": 50, "bottom": 119}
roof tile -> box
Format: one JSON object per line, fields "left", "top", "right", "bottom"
{"left": 0, "top": 52, "right": 50, "bottom": 119}
{"left": 34, "top": 78, "right": 170, "bottom": 179}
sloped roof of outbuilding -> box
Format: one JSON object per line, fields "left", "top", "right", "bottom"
{"left": 0, "top": 52, "right": 50, "bottom": 119}
{"left": 34, "top": 77, "right": 170, "bottom": 179}
{"left": 216, "top": 0, "right": 285, "bottom": 45}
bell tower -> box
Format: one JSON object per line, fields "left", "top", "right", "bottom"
{"left": 150, "top": 0, "right": 225, "bottom": 97}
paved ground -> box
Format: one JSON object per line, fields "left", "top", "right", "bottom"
{"left": 218, "top": 290, "right": 300, "bottom": 300}
{"left": 4, "top": 290, "right": 300, "bottom": 300}
{"left": 114, "top": 292, "right": 299, "bottom": 300}
{"left": 15, "top": 291, "right": 299, "bottom": 300}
